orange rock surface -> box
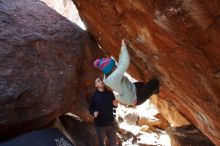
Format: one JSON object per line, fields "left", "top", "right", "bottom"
{"left": 74, "top": 0, "right": 220, "bottom": 145}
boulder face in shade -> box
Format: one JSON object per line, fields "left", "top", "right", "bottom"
{"left": 0, "top": 0, "right": 103, "bottom": 139}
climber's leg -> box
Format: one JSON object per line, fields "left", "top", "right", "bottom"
{"left": 134, "top": 78, "right": 160, "bottom": 105}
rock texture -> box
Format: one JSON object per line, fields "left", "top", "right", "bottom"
{"left": 59, "top": 115, "right": 98, "bottom": 146}
{"left": 41, "top": 0, "right": 84, "bottom": 27}
{"left": 0, "top": 0, "right": 102, "bottom": 139}
{"left": 73, "top": 0, "right": 220, "bottom": 145}
{"left": 150, "top": 96, "right": 190, "bottom": 126}
{"left": 167, "top": 125, "right": 215, "bottom": 146}
{"left": 138, "top": 113, "right": 170, "bottom": 130}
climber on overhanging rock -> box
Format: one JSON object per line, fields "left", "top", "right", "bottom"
{"left": 93, "top": 39, "right": 160, "bottom": 106}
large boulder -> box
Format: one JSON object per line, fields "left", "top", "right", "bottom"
{"left": 0, "top": 0, "right": 102, "bottom": 139}
{"left": 73, "top": 0, "right": 220, "bottom": 145}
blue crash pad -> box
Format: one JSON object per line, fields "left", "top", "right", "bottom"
{"left": 0, "top": 128, "right": 74, "bottom": 146}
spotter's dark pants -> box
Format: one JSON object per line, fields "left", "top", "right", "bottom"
{"left": 95, "top": 123, "right": 118, "bottom": 146}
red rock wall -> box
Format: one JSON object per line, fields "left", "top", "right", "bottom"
{"left": 150, "top": 96, "right": 190, "bottom": 127}
{"left": 0, "top": 0, "right": 102, "bottom": 139}
{"left": 73, "top": 0, "right": 220, "bottom": 145}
